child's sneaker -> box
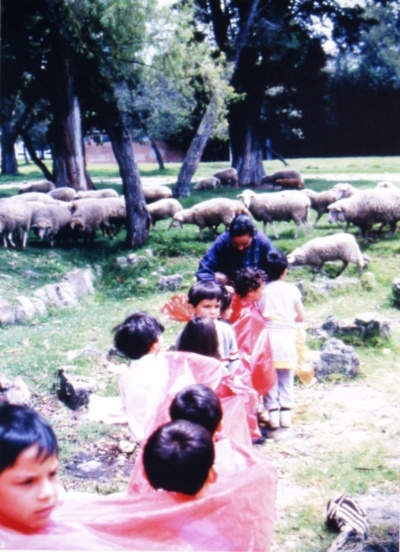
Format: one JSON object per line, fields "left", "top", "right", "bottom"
{"left": 268, "top": 409, "right": 280, "bottom": 429}
{"left": 280, "top": 409, "right": 292, "bottom": 428}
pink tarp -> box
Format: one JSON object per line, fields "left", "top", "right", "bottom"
{"left": 0, "top": 442, "right": 277, "bottom": 551}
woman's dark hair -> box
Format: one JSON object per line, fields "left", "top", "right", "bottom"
{"left": 112, "top": 311, "right": 164, "bottom": 359}
{"left": 266, "top": 250, "right": 288, "bottom": 281}
{"left": 188, "top": 280, "right": 223, "bottom": 307}
{"left": 233, "top": 267, "right": 267, "bottom": 298}
{"left": 143, "top": 420, "right": 215, "bottom": 496}
{"left": 0, "top": 402, "right": 58, "bottom": 474}
{"left": 229, "top": 214, "right": 256, "bottom": 238}
{"left": 177, "top": 317, "right": 220, "bottom": 359}
{"left": 169, "top": 384, "right": 223, "bottom": 436}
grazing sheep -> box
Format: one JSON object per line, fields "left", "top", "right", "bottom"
{"left": 172, "top": 198, "right": 250, "bottom": 239}
{"left": 143, "top": 185, "right": 173, "bottom": 204}
{"left": 287, "top": 233, "right": 365, "bottom": 279}
{"left": 13, "top": 192, "right": 60, "bottom": 204}
{"left": 0, "top": 199, "right": 33, "bottom": 249}
{"left": 146, "top": 198, "right": 183, "bottom": 229}
{"left": 75, "top": 188, "right": 119, "bottom": 200}
{"left": 328, "top": 188, "right": 400, "bottom": 241}
{"left": 375, "top": 181, "right": 395, "bottom": 189}
{"left": 303, "top": 188, "right": 337, "bottom": 228}
{"left": 261, "top": 169, "right": 304, "bottom": 190}
{"left": 69, "top": 202, "right": 106, "bottom": 243}
{"left": 18, "top": 181, "right": 55, "bottom": 194}
{"left": 31, "top": 204, "right": 72, "bottom": 247}
{"left": 238, "top": 189, "right": 311, "bottom": 239}
{"left": 49, "top": 187, "right": 77, "bottom": 202}
{"left": 212, "top": 168, "right": 238, "bottom": 187}
{"left": 193, "top": 176, "right": 221, "bottom": 191}
{"left": 332, "top": 182, "right": 358, "bottom": 200}
{"left": 69, "top": 197, "right": 127, "bottom": 239}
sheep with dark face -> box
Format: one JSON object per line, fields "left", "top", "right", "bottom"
{"left": 0, "top": 199, "right": 33, "bottom": 249}
{"left": 288, "top": 233, "right": 366, "bottom": 279}
{"left": 18, "top": 181, "right": 55, "bottom": 194}
{"left": 172, "top": 198, "right": 250, "bottom": 239}
{"left": 261, "top": 169, "right": 304, "bottom": 190}
{"left": 143, "top": 185, "right": 173, "bottom": 204}
{"left": 212, "top": 168, "right": 238, "bottom": 187}
{"left": 238, "top": 189, "right": 311, "bottom": 238}
{"left": 146, "top": 198, "right": 183, "bottom": 229}
{"left": 303, "top": 189, "right": 337, "bottom": 228}
{"left": 31, "top": 204, "right": 72, "bottom": 247}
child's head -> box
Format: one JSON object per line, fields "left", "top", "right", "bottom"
{"left": 143, "top": 419, "right": 215, "bottom": 496}
{"left": 219, "top": 286, "right": 233, "bottom": 321}
{"left": 233, "top": 267, "right": 267, "bottom": 300}
{"left": 0, "top": 402, "right": 59, "bottom": 531}
{"left": 113, "top": 311, "right": 165, "bottom": 359}
{"left": 188, "top": 281, "right": 223, "bottom": 320}
{"left": 169, "top": 384, "right": 223, "bottom": 436}
{"left": 266, "top": 250, "right": 288, "bottom": 281}
{"left": 177, "top": 316, "right": 220, "bottom": 359}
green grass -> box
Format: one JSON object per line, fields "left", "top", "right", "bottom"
{"left": 1, "top": 157, "right": 400, "bottom": 550}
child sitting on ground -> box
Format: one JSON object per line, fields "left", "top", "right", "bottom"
{"left": 258, "top": 250, "right": 305, "bottom": 429}
{"left": 143, "top": 419, "right": 217, "bottom": 496}
{"left": 176, "top": 316, "right": 221, "bottom": 360}
{"left": 0, "top": 402, "right": 60, "bottom": 533}
{"left": 184, "top": 280, "right": 240, "bottom": 373}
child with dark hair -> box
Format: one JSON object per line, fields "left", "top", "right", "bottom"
{"left": 113, "top": 311, "right": 165, "bottom": 359}
{"left": 143, "top": 420, "right": 216, "bottom": 496}
{"left": 219, "top": 286, "right": 234, "bottom": 321}
{"left": 169, "top": 384, "right": 223, "bottom": 436}
{"left": 186, "top": 280, "right": 240, "bottom": 373}
{"left": 258, "top": 250, "right": 305, "bottom": 430}
{"left": 176, "top": 317, "right": 220, "bottom": 360}
{"left": 0, "top": 402, "right": 59, "bottom": 532}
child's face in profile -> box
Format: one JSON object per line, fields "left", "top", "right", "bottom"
{"left": 246, "top": 282, "right": 264, "bottom": 302}
{"left": 194, "top": 298, "right": 221, "bottom": 320}
{"left": 0, "top": 444, "right": 59, "bottom": 532}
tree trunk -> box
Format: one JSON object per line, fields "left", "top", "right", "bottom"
{"left": 104, "top": 109, "right": 150, "bottom": 249}
{"left": 230, "top": 117, "right": 266, "bottom": 187}
{"left": 1, "top": 97, "right": 19, "bottom": 175}
{"left": 173, "top": 95, "right": 221, "bottom": 197}
{"left": 20, "top": 128, "right": 53, "bottom": 181}
{"left": 149, "top": 138, "right": 165, "bottom": 171}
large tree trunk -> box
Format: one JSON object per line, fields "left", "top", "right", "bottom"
{"left": 229, "top": 115, "right": 266, "bottom": 187}
{"left": 1, "top": 97, "right": 19, "bottom": 175}
{"left": 20, "top": 128, "right": 53, "bottom": 181}
{"left": 104, "top": 108, "right": 150, "bottom": 249}
{"left": 173, "top": 95, "right": 221, "bottom": 197}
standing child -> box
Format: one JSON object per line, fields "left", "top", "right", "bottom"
{"left": 258, "top": 250, "right": 305, "bottom": 429}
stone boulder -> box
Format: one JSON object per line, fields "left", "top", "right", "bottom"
{"left": 0, "top": 298, "right": 15, "bottom": 325}
{"left": 312, "top": 338, "right": 361, "bottom": 380}
{"left": 63, "top": 268, "right": 95, "bottom": 298}
{"left": 158, "top": 274, "right": 183, "bottom": 292}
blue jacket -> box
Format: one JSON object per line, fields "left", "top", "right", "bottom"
{"left": 196, "top": 231, "right": 276, "bottom": 281}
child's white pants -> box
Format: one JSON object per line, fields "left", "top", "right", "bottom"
{"left": 263, "top": 369, "right": 294, "bottom": 410}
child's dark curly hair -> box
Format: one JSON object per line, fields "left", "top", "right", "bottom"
{"left": 232, "top": 268, "right": 267, "bottom": 298}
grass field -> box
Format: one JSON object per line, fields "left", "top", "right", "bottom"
{"left": 0, "top": 157, "right": 399, "bottom": 550}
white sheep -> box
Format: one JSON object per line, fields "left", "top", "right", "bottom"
{"left": 332, "top": 182, "right": 358, "bottom": 200}
{"left": 0, "top": 199, "right": 33, "bottom": 250}
{"left": 238, "top": 189, "right": 311, "bottom": 238}
{"left": 49, "top": 187, "right": 77, "bottom": 202}
{"left": 212, "top": 168, "right": 238, "bottom": 187}
{"left": 287, "top": 233, "right": 366, "bottom": 279}
{"left": 31, "top": 204, "right": 72, "bottom": 247}
{"left": 193, "top": 176, "right": 221, "bottom": 191}
{"left": 261, "top": 169, "right": 304, "bottom": 190}
{"left": 328, "top": 188, "right": 400, "bottom": 241}
{"left": 18, "top": 181, "right": 55, "bottom": 194}
{"left": 146, "top": 198, "right": 183, "bottom": 229}
{"left": 13, "top": 192, "right": 60, "bottom": 204}
{"left": 69, "top": 197, "right": 126, "bottom": 239}
{"left": 172, "top": 198, "right": 250, "bottom": 239}
{"left": 69, "top": 202, "right": 105, "bottom": 242}
{"left": 303, "top": 188, "right": 337, "bottom": 228}
{"left": 75, "top": 188, "right": 119, "bottom": 200}
{"left": 143, "top": 185, "right": 173, "bottom": 204}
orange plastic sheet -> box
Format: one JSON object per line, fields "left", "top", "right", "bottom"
{"left": 232, "top": 298, "right": 277, "bottom": 395}
{"left": 160, "top": 293, "right": 192, "bottom": 322}
{"left": 0, "top": 443, "right": 277, "bottom": 551}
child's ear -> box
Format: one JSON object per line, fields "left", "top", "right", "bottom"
{"left": 207, "top": 465, "right": 218, "bottom": 485}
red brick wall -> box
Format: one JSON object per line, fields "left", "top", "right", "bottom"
{"left": 85, "top": 141, "right": 184, "bottom": 164}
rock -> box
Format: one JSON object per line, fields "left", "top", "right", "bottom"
{"left": 310, "top": 276, "right": 360, "bottom": 294}
{"left": 136, "top": 278, "right": 148, "bottom": 286}
{"left": 21, "top": 270, "right": 40, "bottom": 279}
{"left": 57, "top": 369, "right": 97, "bottom": 410}
{"left": 312, "top": 338, "right": 361, "bottom": 380}
{"left": 70, "top": 346, "right": 105, "bottom": 360}
{"left": 34, "top": 282, "right": 78, "bottom": 308}
{"left": 76, "top": 460, "right": 104, "bottom": 474}
{"left": 116, "top": 256, "right": 128, "bottom": 267}
{"left": 157, "top": 274, "right": 183, "bottom": 291}
{"left": 127, "top": 253, "right": 146, "bottom": 265}
{"left": 0, "top": 376, "right": 31, "bottom": 405}
{"left": 0, "top": 298, "right": 15, "bottom": 325}
{"left": 63, "top": 268, "right": 95, "bottom": 298}
{"left": 144, "top": 248, "right": 153, "bottom": 257}
{"left": 118, "top": 439, "right": 135, "bottom": 454}
{"left": 321, "top": 314, "right": 339, "bottom": 335}
{"left": 354, "top": 312, "right": 391, "bottom": 339}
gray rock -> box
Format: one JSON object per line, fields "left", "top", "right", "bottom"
{"left": 313, "top": 338, "right": 361, "bottom": 379}
{"left": 57, "top": 368, "right": 97, "bottom": 410}
{"left": 116, "top": 256, "right": 128, "bottom": 267}
{"left": 144, "top": 248, "right": 153, "bottom": 257}
{"left": 157, "top": 274, "right": 183, "bottom": 291}
{"left": 34, "top": 282, "right": 78, "bottom": 308}
{"left": 63, "top": 268, "right": 95, "bottom": 298}
{"left": 0, "top": 298, "right": 15, "bottom": 325}
{"left": 21, "top": 270, "right": 40, "bottom": 279}
{"left": 0, "top": 376, "right": 31, "bottom": 405}
{"left": 127, "top": 253, "right": 146, "bottom": 265}
{"left": 354, "top": 312, "right": 391, "bottom": 339}
{"left": 72, "top": 346, "right": 105, "bottom": 360}
{"left": 136, "top": 278, "right": 148, "bottom": 286}
{"left": 311, "top": 276, "right": 360, "bottom": 294}
{"left": 321, "top": 314, "right": 339, "bottom": 335}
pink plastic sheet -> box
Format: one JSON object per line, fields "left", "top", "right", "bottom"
{"left": 0, "top": 442, "right": 277, "bottom": 551}
{"left": 232, "top": 297, "right": 277, "bottom": 395}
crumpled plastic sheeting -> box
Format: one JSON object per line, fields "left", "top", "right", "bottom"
{"left": 0, "top": 443, "right": 277, "bottom": 551}
{"left": 232, "top": 299, "right": 277, "bottom": 395}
